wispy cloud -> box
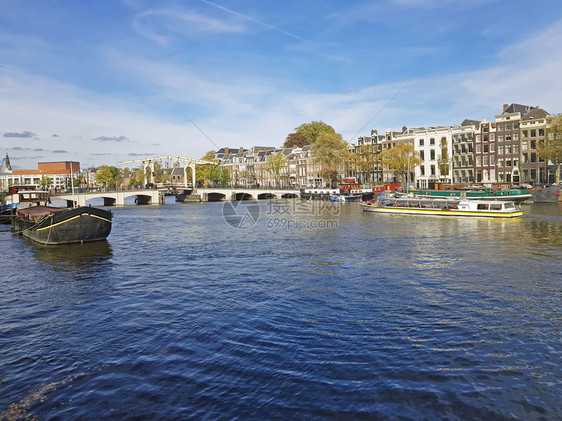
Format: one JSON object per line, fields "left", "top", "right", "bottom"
{"left": 133, "top": 8, "right": 246, "bottom": 44}
{"left": 93, "top": 136, "right": 129, "bottom": 142}
{"left": 3, "top": 131, "right": 36, "bottom": 138}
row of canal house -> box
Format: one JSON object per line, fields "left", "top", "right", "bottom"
{"left": 214, "top": 103, "right": 554, "bottom": 189}
{"left": 216, "top": 146, "right": 356, "bottom": 188}
{"left": 354, "top": 103, "right": 553, "bottom": 188}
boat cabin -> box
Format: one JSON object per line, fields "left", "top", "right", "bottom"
{"left": 18, "top": 191, "right": 50, "bottom": 206}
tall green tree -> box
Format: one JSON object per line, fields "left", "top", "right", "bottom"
{"left": 295, "top": 121, "right": 337, "bottom": 145}
{"left": 312, "top": 132, "right": 349, "bottom": 187}
{"left": 379, "top": 143, "right": 421, "bottom": 184}
{"left": 283, "top": 132, "right": 308, "bottom": 148}
{"left": 540, "top": 114, "right": 562, "bottom": 184}
{"left": 39, "top": 176, "right": 52, "bottom": 189}
{"left": 96, "top": 166, "right": 122, "bottom": 189}
{"left": 437, "top": 137, "right": 451, "bottom": 182}
{"left": 266, "top": 151, "right": 288, "bottom": 186}
{"left": 351, "top": 144, "right": 380, "bottom": 184}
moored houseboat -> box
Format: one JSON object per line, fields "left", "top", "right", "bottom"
{"left": 12, "top": 190, "right": 112, "bottom": 245}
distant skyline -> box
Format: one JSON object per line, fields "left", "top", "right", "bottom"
{"left": 1, "top": 0, "right": 562, "bottom": 169}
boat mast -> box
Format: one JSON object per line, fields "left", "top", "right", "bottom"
{"left": 70, "top": 161, "right": 76, "bottom": 208}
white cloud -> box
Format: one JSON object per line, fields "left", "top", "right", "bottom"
{"left": 2, "top": 19, "right": 561, "bottom": 170}
{"left": 133, "top": 8, "right": 246, "bottom": 44}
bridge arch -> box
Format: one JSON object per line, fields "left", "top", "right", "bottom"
{"left": 135, "top": 194, "right": 153, "bottom": 205}
{"left": 235, "top": 192, "right": 253, "bottom": 201}
{"left": 281, "top": 193, "right": 299, "bottom": 199}
{"left": 206, "top": 192, "right": 226, "bottom": 202}
{"left": 258, "top": 193, "right": 277, "bottom": 200}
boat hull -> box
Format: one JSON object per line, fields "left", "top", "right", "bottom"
{"left": 13, "top": 206, "right": 112, "bottom": 245}
{"left": 361, "top": 204, "right": 522, "bottom": 218}
{"left": 529, "top": 185, "right": 561, "bottom": 203}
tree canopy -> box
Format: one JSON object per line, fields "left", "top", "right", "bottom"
{"left": 95, "top": 166, "right": 122, "bottom": 189}
{"left": 379, "top": 143, "right": 421, "bottom": 184}
{"left": 312, "top": 131, "right": 349, "bottom": 187}
{"left": 283, "top": 132, "right": 308, "bottom": 148}
{"left": 295, "top": 121, "right": 337, "bottom": 145}
{"left": 539, "top": 114, "right": 562, "bottom": 184}
{"left": 266, "top": 151, "right": 288, "bottom": 186}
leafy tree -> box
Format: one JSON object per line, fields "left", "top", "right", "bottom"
{"left": 379, "top": 143, "right": 421, "bottom": 184}
{"left": 283, "top": 132, "right": 308, "bottom": 148}
{"left": 312, "top": 131, "right": 349, "bottom": 187}
{"left": 350, "top": 144, "right": 380, "bottom": 184}
{"left": 295, "top": 121, "right": 337, "bottom": 145}
{"left": 39, "top": 176, "right": 52, "bottom": 189}
{"left": 437, "top": 137, "right": 451, "bottom": 182}
{"left": 201, "top": 150, "right": 218, "bottom": 162}
{"left": 540, "top": 114, "right": 562, "bottom": 184}
{"left": 96, "top": 166, "right": 122, "bottom": 189}
{"left": 266, "top": 151, "right": 288, "bottom": 186}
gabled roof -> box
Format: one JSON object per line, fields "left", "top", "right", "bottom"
{"left": 503, "top": 103, "right": 534, "bottom": 115}
{"left": 460, "top": 119, "right": 480, "bottom": 127}
{"left": 522, "top": 108, "right": 550, "bottom": 120}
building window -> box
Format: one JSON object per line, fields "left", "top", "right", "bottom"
{"left": 420, "top": 151, "right": 425, "bottom": 160}
{"left": 522, "top": 130, "right": 528, "bottom": 137}
{"left": 483, "top": 126, "right": 489, "bottom": 132}
{"left": 490, "top": 156, "right": 495, "bottom": 165}
{"left": 498, "top": 135, "right": 504, "bottom": 142}
{"left": 484, "top": 144, "right": 488, "bottom": 153}
{"left": 531, "top": 129, "right": 536, "bottom": 137}
{"left": 513, "top": 133, "right": 519, "bottom": 141}
{"left": 430, "top": 165, "right": 435, "bottom": 176}
{"left": 420, "top": 166, "right": 425, "bottom": 176}
{"left": 476, "top": 156, "right": 481, "bottom": 166}
{"left": 430, "top": 150, "right": 435, "bottom": 160}
{"left": 476, "top": 144, "right": 481, "bottom": 153}
{"left": 539, "top": 129, "right": 544, "bottom": 137}
{"left": 490, "top": 143, "right": 495, "bottom": 152}
{"left": 476, "top": 134, "right": 481, "bottom": 142}
{"left": 419, "top": 139, "right": 424, "bottom": 146}
{"left": 430, "top": 138, "right": 435, "bottom": 145}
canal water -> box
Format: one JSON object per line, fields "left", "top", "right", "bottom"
{"left": 1, "top": 200, "right": 561, "bottom": 420}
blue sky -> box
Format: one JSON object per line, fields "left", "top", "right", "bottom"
{"left": 1, "top": 0, "right": 562, "bottom": 169}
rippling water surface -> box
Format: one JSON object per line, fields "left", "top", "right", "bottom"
{"left": 1, "top": 200, "right": 561, "bottom": 420}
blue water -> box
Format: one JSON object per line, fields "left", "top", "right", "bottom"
{"left": 1, "top": 200, "right": 561, "bottom": 420}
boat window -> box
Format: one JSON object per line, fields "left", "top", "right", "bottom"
{"left": 490, "top": 203, "right": 502, "bottom": 211}
{"left": 477, "top": 203, "right": 489, "bottom": 210}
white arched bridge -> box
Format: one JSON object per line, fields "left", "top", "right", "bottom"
{"left": 53, "top": 187, "right": 301, "bottom": 206}
{"left": 54, "top": 189, "right": 161, "bottom": 207}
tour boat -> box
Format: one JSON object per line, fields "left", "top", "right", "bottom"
{"left": 361, "top": 192, "right": 522, "bottom": 218}
{"left": 12, "top": 190, "right": 112, "bottom": 245}
{"left": 411, "top": 188, "right": 531, "bottom": 203}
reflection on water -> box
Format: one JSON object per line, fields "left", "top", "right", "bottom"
{"left": 30, "top": 239, "right": 113, "bottom": 268}
{"left": 1, "top": 201, "right": 561, "bottom": 420}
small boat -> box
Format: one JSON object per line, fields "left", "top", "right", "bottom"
{"left": 301, "top": 178, "right": 374, "bottom": 201}
{"left": 361, "top": 192, "right": 522, "bottom": 218}
{"left": 12, "top": 190, "right": 112, "bottom": 245}
{"left": 329, "top": 194, "right": 361, "bottom": 202}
